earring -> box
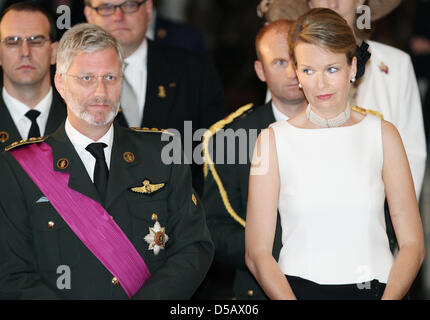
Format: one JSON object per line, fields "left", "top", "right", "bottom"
{"left": 350, "top": 77, "right": 356, "bottom": 83}
{"left": 298, "top": 83, "right": 302, "bottom": 89}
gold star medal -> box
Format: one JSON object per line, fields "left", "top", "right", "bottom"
{"left": 144, "top": 221, "right": 169, "bottom": 255}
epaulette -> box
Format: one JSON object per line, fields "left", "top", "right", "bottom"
{"left": 351, "top": 106, "right": 384, "bottom": 120}
{"left": 202, "top": 103, "right": 254, "bottom": 178}
{"left": 200, "top": 103, "right": 254, "bottom": 229}
{"left": 4, "top": 136, "right": 48, "bottom": 152}
{"left": 130, "top": 127, "right": 174, "bottom": 136}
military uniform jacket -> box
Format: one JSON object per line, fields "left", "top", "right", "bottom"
{"left": 202, "top": 102, "right": 282, "bottom": 300}
{"left": 0, "top": 123, "right": 214, "bottom": 300}
{"left": 0, "top": 89, "right": 66, "bottom": 150}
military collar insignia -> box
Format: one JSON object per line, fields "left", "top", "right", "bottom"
{"left": 157, "top": 28, "right": 167, "bottom": 39}
{"left": 123, "top": 152, "right": 135, "bottom": 163}
{"left": 4, "top": 136, "right": 47, "bottom": 152}
{"left": 57, "top": 158, "right": 70, "bottom": 170}
{"left": 144, "top": 221, "right": 169, "bottom": 255}
{"left": 131, "top": 179, "right": 165, "bottom": 195}
{"left": 0, "top": 131, "right": 10, "bottom": 143}
{"left": 158, "top": 85, "right": 167, "bottom": 99}
{"left": 192, "top": 193, "right": 197, "bottom": 206}
{"left": 379, "top": 62, "right": 389, "bottom": 74}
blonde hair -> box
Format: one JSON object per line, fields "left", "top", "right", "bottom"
{"left": 256, "top": 19, "right": 293, "bottom": 60}
{"left": 288, "top": 8, "right": 356, "bottom": 67}
{"left": 56, "top": 23, "right": 124, "bottom": 75}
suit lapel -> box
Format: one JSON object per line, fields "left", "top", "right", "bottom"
{"left": 105, "top": 124, "right": 141, "bottom": 209}
{"left": 259, "top": 101, "right": 276, "bottom": 128}
{"left": 46, "top": 124, "right": 101, "bottom": 204}
{"left": 45, "top": 90, "right": 67, "bottom": 135}
{"left": 142, "top": 40, "right": 178, "bottom": 128}
{"left": 0, "top": 94, "right": 22, "bottom": 148}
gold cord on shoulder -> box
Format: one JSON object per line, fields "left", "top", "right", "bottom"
{"left": 202, "top": 103, "right": 254, "bottom": 228}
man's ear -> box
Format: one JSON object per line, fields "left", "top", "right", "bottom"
{"left": 84, "top": 5, "right": 93, "bottom": 23}
{"left": 54, "top": 73, "right": 66, "bottom": 101}
{"left": 50, "top": 41, "right": 59, "bottom": 65}
{"left": 254, "top": 60, "right": 267, "bottom": 83}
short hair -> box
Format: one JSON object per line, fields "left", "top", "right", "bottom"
{"left": 255, "top": 19, "right": 293, "bottom": 60}
{"left": 288, "top": 8, "right": 356, "bottom": 67}
{"left": 0, "top": 2, "right": 57, "bottom": 41}
{"left": 56, "top": 23, "right": 124, "bottom": 75}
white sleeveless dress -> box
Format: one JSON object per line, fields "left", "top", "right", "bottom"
{"left": 270, "top": 114, "right": 394, "bottom": 285}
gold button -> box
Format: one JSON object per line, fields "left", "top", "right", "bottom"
{"left": 152, "top": 213, "right": 158, "bottom": 221}
{"left": 247, "top": 290, "right": 254, "bottom": 296}
{"left": 48, "top": 221, "right": 55, "bottom": 229}
{"left": 112, "top": 277, "right": 119, "bottom": 285}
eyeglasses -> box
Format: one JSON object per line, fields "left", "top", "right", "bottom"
{"left": 89, "top": 0, "right": 147, "bottom": 16}
{"left": 64, "top": 74, "right": 122, "bottom": 87}
{"left": 0, "top": 35, "right": 50, "bottom": 48}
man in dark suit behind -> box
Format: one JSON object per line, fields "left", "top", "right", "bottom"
{"left": 0, "top": 2, "right": 66, "bottom": 150}
{"left": 202, "top": 20, "right": 307, "bottom": 299}
{"left": 84, "top": 0, "right": 228, "bottom": 195}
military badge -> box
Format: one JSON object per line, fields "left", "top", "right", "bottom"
{"left": 158, "top": 86, "right": 167, "bottom": 99}
{"left": 144, "top": 221, "right": 169, "bottom": 255}
{"left": 131, "top": 179, "right": 165, "bottom": 195}
{"left": 0, "top": 131, "right": 9, "bottom": 143}
{"left": 379, "top": 62, "right": 389, "bottom": 74}
{"left": 123, "top": 152, "right": 135, "bottom": 163}
{"left": 57, "top": 158, "right": 69, "bottom": 170}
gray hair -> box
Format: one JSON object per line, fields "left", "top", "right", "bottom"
{"left": 56, "top": 23, "right": 124, "bottom": 75}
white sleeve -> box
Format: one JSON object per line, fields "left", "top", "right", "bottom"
{"left": 395, "top": 55, "right": 427, "bottom": 199}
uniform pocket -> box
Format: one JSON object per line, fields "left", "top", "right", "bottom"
{"left": 31, "top": 202, "right": 81, "bottom": 272}
{"left": 126, "top": 193, "right": 170, "bottom": 263}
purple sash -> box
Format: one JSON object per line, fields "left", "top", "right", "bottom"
{"left": 11, "top": 142, "right": 151, "bottom": 298}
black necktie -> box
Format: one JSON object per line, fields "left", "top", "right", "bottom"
{"left": 25, "top": 110, "right": 41, "bottom": 139}
{"left": 85, "top": 143, "right": 109, "bottom": 203}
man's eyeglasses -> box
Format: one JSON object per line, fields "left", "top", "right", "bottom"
{"left": 63, "top": 74, "right": 123, "bottom": 88}
{"left": 0, "top": 35, "right": 50, "bottom": 48}
{"left": 89, "top": 0, "right": 147, "bottom": 16}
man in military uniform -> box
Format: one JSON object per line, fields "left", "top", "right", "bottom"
{"left": 83, "top": 0, "right": 228, "bottom": 195}
{"left": 202, "top": 20, "right": 307, "bottom": 299}
{"left": 0, "top": 23, "right": 213, "bottom": 300}
{"left": 0, "top": 2, "right": 66, "bottom": 150}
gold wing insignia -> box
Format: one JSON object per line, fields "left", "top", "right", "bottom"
{"left": 131, "top": 180, "right": 165, "bottom": 194}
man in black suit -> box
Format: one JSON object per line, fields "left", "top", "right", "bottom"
{"left": 0, "top": 2, "right": 66, "bottom": 150}
{"left": 84, "top": 0, "right": 227, "bottom": 194}
{"left": 202, "top": 20, "right": 307, "bottom": 299}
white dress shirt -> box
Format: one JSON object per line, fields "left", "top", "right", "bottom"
{"left": 65, "top": 118, "right": 114, "bottom": 183}
{"left": 122, "top": 39, "right": 148, "bottom": 124}
{"left": 272, "top": 101, "right": 290, "bottom": 122}
{"left": 3, "top": 87, "right": 53, "bottom": 139}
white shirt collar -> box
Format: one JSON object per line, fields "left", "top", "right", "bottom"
{"left": 124, "top": 38, "right": 148, "bottom": 71}
{"left": 65, "top": 119, "right": 114, "bottom": 179}
{"left": 2, "top": 87, "right": 53, "bottom": 138}
{"left": 3, "top": 86, "right": 53, "bottom": 118}
{"left": 272, "top": 101, "right": 290, "bottom": 122}
{"left": 65, "top": 118, "right": 114, "bottom": 154}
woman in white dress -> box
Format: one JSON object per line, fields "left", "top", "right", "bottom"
{"left": 245, "top": 8, "right": 425, "bottom": 300}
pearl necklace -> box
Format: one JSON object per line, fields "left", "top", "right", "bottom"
{"left": 306, "top": 104, "right": 351, "bottom": 128}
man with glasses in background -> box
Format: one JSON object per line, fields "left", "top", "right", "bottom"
{"left": 84, "top": 0, "right": 228, "bottom": 196}
{"left": 0, "top": 2, "right": 66, "bottom": 150}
